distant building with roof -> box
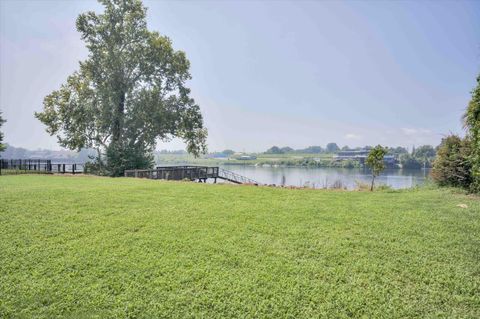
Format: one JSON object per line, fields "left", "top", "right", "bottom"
{"left": 334, "top": 150, "right": 397, "bottom": 166}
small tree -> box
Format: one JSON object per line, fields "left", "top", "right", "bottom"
{"left": 366, "top": 145, "right": 387, "bottom": 191}
{"left": 0, "top": 112, "right": 6, "bottom": 153}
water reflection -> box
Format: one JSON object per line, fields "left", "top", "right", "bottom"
{"left": 219, "top": 165, "right": 430, "bottom": 189}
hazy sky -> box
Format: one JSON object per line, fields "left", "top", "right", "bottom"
{"left": 1, "top": 0, "right": 479, "bottom": 152}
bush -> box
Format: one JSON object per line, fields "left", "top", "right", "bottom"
{"left": 431, "top": 135, "right": 472, "bottom": 189}
{"left": 463, "top": 75, "right": 480, "bottom": 192}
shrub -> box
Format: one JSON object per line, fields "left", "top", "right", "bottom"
{"left": 431, "top": 135, "right": 472, "bottom": 189}
{"left": 463, "top": 75, "right": 480, "bottom": 192}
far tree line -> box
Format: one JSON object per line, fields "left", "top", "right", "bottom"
{"left": 213, "top": 143, "right": 436, "bottom": 169}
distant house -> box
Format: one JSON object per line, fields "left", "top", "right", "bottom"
{"left": 334, "top": 150, "right": 370, "bottom": 160}
{"left": 235, "top": 154, "right": 257, "bottom": 160}
{"left": 334, "top": 150, "right": 397, "bottom": 166}
{"left": 206, "top": 152, "right": 228, "bottom": 159}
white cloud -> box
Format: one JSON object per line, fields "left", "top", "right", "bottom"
{"left": 345, "top": 133, "right": 362, "bottom": 140}
{"left": 401, "top": 128, "right": 417, "bottom": 135}
{"left": 399, "top": 127, "right": 438, "bottom": 146}
{"left": 401, "top": 128, "right": 432, "bottom": 136}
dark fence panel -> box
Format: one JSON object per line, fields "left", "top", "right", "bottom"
{"left": 0, "top": 159, "right": 85, "bottom": 175}
{"left": 125, "top": 166, "right": 219, "bottom": 181}
{"left": 0, "top": 159, "right": 52, "bottom": 175}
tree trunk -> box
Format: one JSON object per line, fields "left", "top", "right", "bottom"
{"left": 112, "top": 92, "right": 125, "bottom": 144}
{"left": 370, "top": 175, "right": 375, "bottom": 191}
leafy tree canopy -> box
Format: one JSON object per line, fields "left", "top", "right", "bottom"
{"left": 266, "top": 146, "right": 284, "bottom": 154}
{"left": 301, "top": 146, "right": 323, "bottom": 154}
{"left": 280, "top": 146, "right": 294, "bottom": 153}
{"left": 413, "top": 145, "right": 436, "bottom": 159}
{"left": 464, "top": 74, "right": 480, "bottom": 192}
{"left": 222, "top": 149, "right": 235, "bottom": 156}
{"left": 399, "top": 153, "right": 422, "bottom": 169}
{"left": 326, "top": 142, "right": 340, "bottom": 153}
{"left": 432, "top": 135, "right": 472, "bottom": 189}
{"left": 391, "top": 146, "right": 408, "bottom": 155}
{"left": 35, "top": 0, "right": 207, "bottom": 176}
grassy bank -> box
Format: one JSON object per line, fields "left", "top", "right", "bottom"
{"left": 1, "top": 175, "right": 479, "bottom": 318}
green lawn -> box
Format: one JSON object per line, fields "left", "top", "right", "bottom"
{"left": 1, "top": 175, "right": 479, "bottom": 318}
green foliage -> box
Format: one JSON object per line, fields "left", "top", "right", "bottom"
{"left": 399, "top": 153, "right": 422, "bottom": 169}
{"left": 395, "top": 145, "right": 436, "bottom": 169}
{"left": 265, "top": 146, "right": 284, "bottom": 154}
{"left": 0, "top": 112, "right": 5, "bottom": 153}
{"left": 326, "top": 142, "right": 340, "bottom": 153}
{"left": 222, "top": 149, "right": 235, "bottom": 156}
{"left": 389, "top": 146, "right": 408, "bottom": 155}
{"left": 264, "top": 146, "right": 294, "bottom": 154}
{"left": 366, "top": 145, "right": 388, "bottom": 191}
{"left": 413, "top": 145, "right": 436, "bottom": 159}
{"left": 431, "top": 135, "right": 472, "bottom": 189}
{"left": 105, "top": 140, "right": 154, "bottom": 176}
{"left": 280, "top": 146, "right": 294, "bottom": 153}
{"left": 35, "top": 0, "right": 207, "bottom": 176}
{"left": 433, "top": 74, "right": 480, "bottom": 193}
{"left": 463, "top": 74, "right": 480, "bottom": 192}
{"left": 1, "top": 175, "right": 479, "bottom": 318}
{"left": 301, "top": 145, "right": 324, "bottom": 153}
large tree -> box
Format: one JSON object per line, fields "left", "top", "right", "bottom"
{"left": 464, "top": 74, "right": 480, "bottom": 192}
{"left": 35, "top": 0, "right": 207, "bottom": 176}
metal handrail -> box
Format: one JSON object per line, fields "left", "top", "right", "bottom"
{"left": 218, "top": 168, "right": 260, "bottom": 185}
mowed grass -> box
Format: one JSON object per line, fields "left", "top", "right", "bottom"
{"left": 0, "top": 175, "right": 479, "bottom": 318}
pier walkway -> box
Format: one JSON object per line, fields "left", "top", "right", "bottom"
{"left": 124, "top": 165, "right": 260, "bottom": 185}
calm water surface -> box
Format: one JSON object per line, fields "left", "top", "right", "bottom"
{"left": 219, "top": 165, "right": 430, "bottom": 189}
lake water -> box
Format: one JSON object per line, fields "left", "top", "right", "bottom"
{"left": 218, "top": 165, "right": 430, "bottom": 189}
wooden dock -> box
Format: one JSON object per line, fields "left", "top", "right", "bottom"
{"left": 124, "top": 165, "right": 260, "bottom": 185}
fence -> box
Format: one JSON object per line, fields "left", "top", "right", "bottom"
{"left": 124, "top": 166, "right": 219, "bottom": 181}
{"left": 0, "top": 159, "right": 85, "bottom": 175}
{"left": 125, "top": 165, "right": 260, "bottom": 185}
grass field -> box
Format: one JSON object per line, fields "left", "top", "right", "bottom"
{"left": 1, "top": 175, "right": 479, "bottom": 318}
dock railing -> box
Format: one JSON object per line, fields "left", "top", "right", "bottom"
{"left": 0, "top": 159, "right": 86, "bottom": 175}
{"left": 125, "top": 166, "right": 219, "bottom": 181}
{"left": 124, "top": 165, "right": 260, "bottom": 185}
